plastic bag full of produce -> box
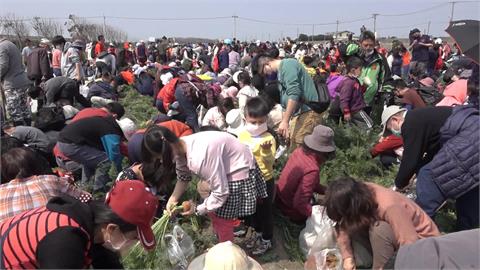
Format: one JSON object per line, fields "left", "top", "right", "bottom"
{"left": 299, "top": 205, "right": 337, "bottom": 256}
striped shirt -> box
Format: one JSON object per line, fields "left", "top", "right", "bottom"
{"left": 0, "top": 206, "right": 91, "bottom": 269}
{"left": 0, "top": 175, "right": 91, "bottom": 223}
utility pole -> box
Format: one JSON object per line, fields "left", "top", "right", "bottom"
{"left": 427, "top": 21, "right": 431, "bottom": 35}
{"left": 296, "top": 27, "right": 299, "bottom": 40}
{"left": 103, "top": 14, "right": 107, "bottom": 39}
{"left": 449, "top": 1, "right": 456, "bottom": 22}
{"left": 372, "top": 13, "right": 379, "bottom": 38}
{"left": 335, "top": 20, "right": 339, "bottom": 41}
{"left": 312, "top": 24, "right": 315, "bottom": 42}
{"left": 232, "top": 15, "right": 238, "bottom": 39}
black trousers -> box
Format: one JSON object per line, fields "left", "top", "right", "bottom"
{"left": 252, "top": 179, "right": 275, "bottom": 240}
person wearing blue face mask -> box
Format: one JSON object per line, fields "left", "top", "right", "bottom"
{"left": 382, "top": 105, "right": 479, "bottom": 231}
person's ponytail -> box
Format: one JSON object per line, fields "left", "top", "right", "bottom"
{"left": 141, "top": 125, "right": 179, "bottom": 174}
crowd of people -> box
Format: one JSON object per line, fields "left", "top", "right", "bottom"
{"left": 0, "top": 24, "right": 478, "bottom": 270}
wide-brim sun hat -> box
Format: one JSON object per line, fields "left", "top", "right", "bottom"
{"left": 303, "top": 125, "right": 336, "bottom": 153}
{"left": 232, "top": 70, "right": 242, "bottom": 84}
{"left": 188, "top": 241, "right": 263, "bottom": 270}
{"left": 381, "top": 105, "right": 407, "bottom": 136}
{"left": 116, "top": 117, "right": 137, "bottom": 141}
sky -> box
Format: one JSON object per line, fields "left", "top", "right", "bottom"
{"left": 1, "top": 0, "right": 479, "bottom": 41}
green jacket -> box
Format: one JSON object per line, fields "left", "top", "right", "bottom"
{"left": 346, "top": 43, "right": 391, "bottom": 105}
{"left": 278, "top": 58, "right": 318, "bottom": 115}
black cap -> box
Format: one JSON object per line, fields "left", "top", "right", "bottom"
{"left": 410, "top": 28, "right": 421, "bottom": 34}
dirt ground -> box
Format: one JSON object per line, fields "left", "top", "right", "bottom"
{"left": 234, "top": 225, "right": 304, "bottom": 270}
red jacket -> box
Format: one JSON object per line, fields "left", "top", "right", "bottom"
{"left": 370, "top": 135, "right": 404, "bottom": 157}
{"left": 157, "top": 78, "right": 180, "bottom": 111}
{"left": 275, "top": 148, "right": 326, "bottom": 222}
{"left": 95, "top": 42, "right": 105, "bottom": 57}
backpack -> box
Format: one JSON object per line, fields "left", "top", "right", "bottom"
{"left": 306, "top": 72, "right": 331, "bottom": 114}
{"left": 90, "top": 46, "right": 96, "bottom": 59}
{"left": 34, "top": 106, "right": 66, "bottom": 132}
{"left": 212, "top": 54, "right": 220, "bottom": 73}
{"left": 416, "top": 82, "right": 444, "bottom": 106}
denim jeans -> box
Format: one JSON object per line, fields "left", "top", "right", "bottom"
{"left": 58, "top": 142, "right": 112, "bottom": 193}
{"left": 415, "top": 162, "right": 446, "bottom": 218}
{"left": 455, "top": 186, "right": 479, "bottom": 231}
{"left": 416, "top": 162, "right": 479, "bottom": 231}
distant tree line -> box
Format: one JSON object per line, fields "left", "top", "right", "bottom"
{"left": 297, "top": 33, "right": 334, "bottom": 42}
{"left": 0, "top": 13, "right": 127, "bottom": 47}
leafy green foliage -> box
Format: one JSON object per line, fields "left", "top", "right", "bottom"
{"left": 118, "top": 86, "right": 453, "bottom": 268}
{"left": 320, "top": 122, "right": 396, "bottom": 187}
{"left": 119, "top": 86, "right": 159, "bottom": 128}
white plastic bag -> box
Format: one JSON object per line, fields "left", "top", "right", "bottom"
{"left": 299, "top": 205, "right": 336, "bottom": 256}
{"left": 310, "top": 248, "right": 342, "bottom": 270}
{"left": 79, "top": 84, "right": 90, "bottom": 98}
{"left": 165, "top": 225, "right": 195, "bottom": 269}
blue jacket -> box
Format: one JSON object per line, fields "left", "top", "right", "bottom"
{"left": 218, "top": 50, "right": 229, "bottom": 71}
{"left": 87, "top": 81, "right": 117, "bottom": 100}
{"left": 430, "top": 105, "right": 479, "bottom": 199}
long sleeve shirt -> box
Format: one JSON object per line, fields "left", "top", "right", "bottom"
{"left": 370, "top": 135, "right": 404, "bottom": 157}
{"left": 338, "top": 76, "right": 366, "bottom": 115}
{"left": 238, "top": 130, "right": 276, "bottom": 180}
{"left": 336, "top": 183, "right": 440, "bottom": 260}
{"left": 278, "top": 58, "right": 318, "bottom": 115}
{"left": 395, "top": 107, "right": 452, "bottom": 188}
{"left": 0, "top": 39, "right": 31, "bottom": 89}
{"left": 181, "top": 131, "right": 255, "bottom": 214}
{"left": 275, "top": 148, "right": 325, "bottom": 222}
{"left": 59, "top": 116, "right": 124, "bottom": 170}
{"left": 228, "top": 51, "right": 240, "bottom": 68}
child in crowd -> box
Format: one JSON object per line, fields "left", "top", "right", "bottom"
{"left": 238, "top": 97, "right": 276, "bottom": 255}
{"left": 302, "top": 55, "right": 316, "bottom": 78}
{"left": 338, "top": 56, "right": 373, "bottom": 129}
{"left": 201, "top": 97, "right": 235, "bottom": 130}
{"left": 236, "top": 71, "right": 259, "bottom": 114}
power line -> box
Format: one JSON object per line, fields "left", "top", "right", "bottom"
{"left": 378, "top": 2, "right": 448, "bottom": 17}
{"left": 237, "top": 16, "right": 371, "bottom": 26}
{"left": 107, "top": 16, "right": 232, "bottom": 21}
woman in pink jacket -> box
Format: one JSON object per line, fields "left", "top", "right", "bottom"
{"left": 325, "top": 177, "right": 440, "bottom": 270}
{"left": 436, "top": 79, "right": 468, "bottom": 107}
{"left": 140, "top": 126, "right": 267, "bottom": 242}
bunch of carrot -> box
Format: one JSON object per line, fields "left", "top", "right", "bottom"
{"left": 125, "top": 201, "right": 192, "bottom": 258}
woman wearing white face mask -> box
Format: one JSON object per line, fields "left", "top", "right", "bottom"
{"left": 141, "top": 126, "right": 268, "bottom": 243}
{"left": 238, "top": 97, "right": 276, "bottom": 255}
{"left": 0, "top": 180, "right": 158, "bottom": 269}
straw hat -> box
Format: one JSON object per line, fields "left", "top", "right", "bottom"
{"left": 188, "top": 241, "right": 263, "bottom": 270}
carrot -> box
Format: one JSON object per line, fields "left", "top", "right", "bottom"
{"left": 181, "top": 201, "right": 191, "bottom": 212}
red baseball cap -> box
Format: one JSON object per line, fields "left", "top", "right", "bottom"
{"left": 105, "top": 180, "right": 158, "bottom": 250}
